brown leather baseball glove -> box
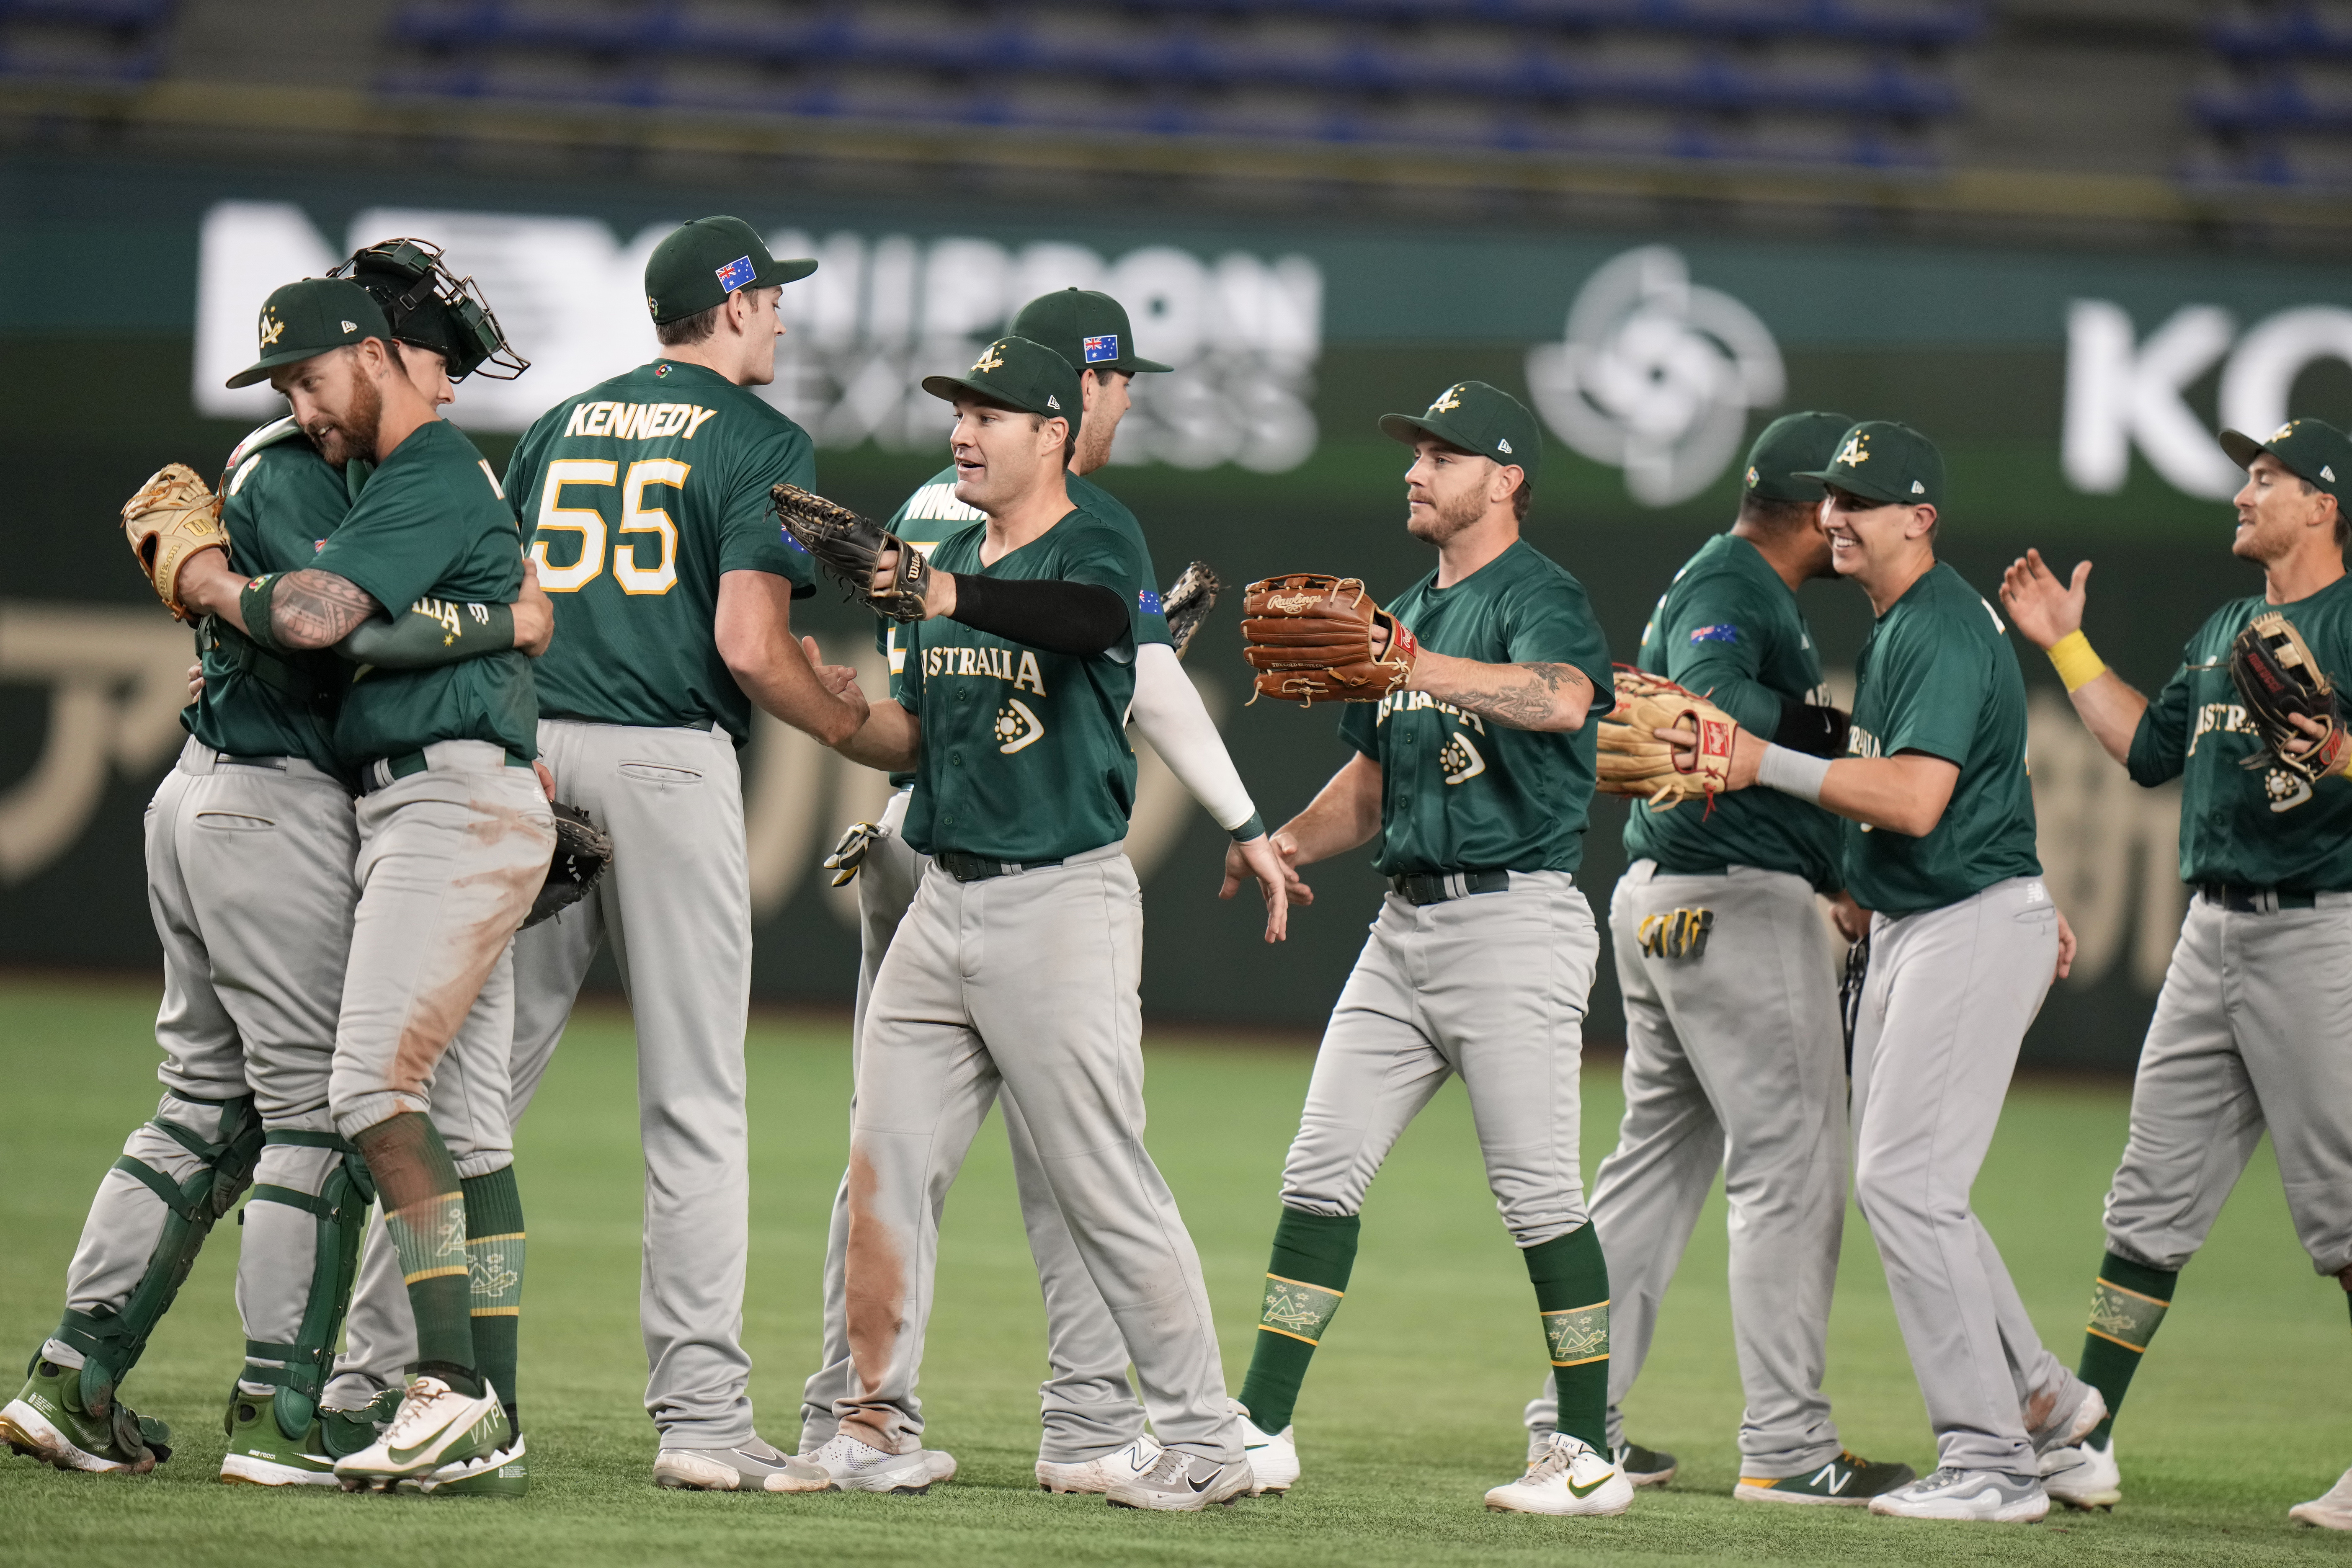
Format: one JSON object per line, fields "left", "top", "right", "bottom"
{"left": 2230, "top": 610, "right": 2349, "bottom": 784}
{"left": 121, "top": 463, "right": 231, "bottom": 622}
{"left": 771, "top": 482, "right": 931, "bottom": 623}
{"left": 1596, "top": 665, "right": 1738, "bottom": 811}
{"left": 1240, "top": 574, "right": 1420, "bottom": 705}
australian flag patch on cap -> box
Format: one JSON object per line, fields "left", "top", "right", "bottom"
{"left": 1083, "top": 334, "right": 1119, "bottom": 364}
{"left": 714, "top": 255, "right": 758, "bottom": 291}
{"left": 1138, "top": 588, "right": 1163, "bottom": 615}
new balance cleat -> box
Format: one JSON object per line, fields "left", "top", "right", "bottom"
{"left": 2290, "top": 1465, "right": 2352, "bottom": 1530}
{"left": 1734, "top": 1450, "right": 1915, "bottom": 1506}
{"left": 1485, "top": 1432, "right": 1633, "bottom": 1517}
{"left": 402, "top": 1433, "right": 529, "bottom": 1496}
{"left": 1, "top": 1358, "right": 171, "bottom": 1473}
{"left": 805, "top": 1431, "right": 935, "bottom": 1493}
{"left": 1106, "top": 1447, "right": 1251, "bottom": 1511}
{"left": 2041, "top": 1433, "right": 2120, "bottom": 1510}
{"left": 332, "top": 1376, "right": 508, "bottom": 1490}
{"left": 655, "top": 1437, "right": 828, "bottom": 1493}
{"left": 1867, "top": 1466, "right": 2048, "bottom": 1523}
{"left": 1233, "top": 1399, "right": 1298, "bottom": 1495}
{"left": 1613, "top": 1441, "right": 1678, "bottom": 1487}
{"left": 1039, "top": 1436, "right": 1162, "bottom": 1495}
{"left": 218, "top": 1391, "right": 338, "bottom": 1487}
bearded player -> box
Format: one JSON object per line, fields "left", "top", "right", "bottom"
{"left": 1223, "top": 382, "right": 1621, "bottom": 1515}
{"left": 2001, "top": 418, "right": 2352, "bottom": 1530}
{"left": 797, "top": 288, "right": 1271, "bottom": 1497}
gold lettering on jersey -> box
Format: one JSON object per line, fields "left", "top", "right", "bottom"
{"left": 921, "top": 645, "right": 1047, "bottom": 695}
{"left": 901, "top": 482, "right": 986, "bottom": 524}
{"left": 1845, "top": 725, "right": 1883, "bottom": 759}
{"left": 561, "top": 401, "right": 719, "bottom": 441}
{"left": 1369, "top": 689, "right": 1487, "bottom": 733}
{"left": 2187, "top": 701, "right": 2257, "bottom": 758}
{"left": 409, "top": 597, "right": 467, "bottom": 646}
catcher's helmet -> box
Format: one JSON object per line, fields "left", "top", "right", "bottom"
{"left": 332, "top": 237, "right": 529, "bottom": 382}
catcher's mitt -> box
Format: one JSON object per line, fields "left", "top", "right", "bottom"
{"left": 524, "top": 803, "right": 611, "bottom": 929}
{"left": 1240, "top": 574, "right": 1419, "bottom": 705}
{"left": 121, "top": 463, "right": 230, "bottom": 622}
{"left": 2230, "top": 611, "right": 2347, "bottom": 784}
{"left": 1596, "top": 665, "right": 1738, "bottom": 812}
{"left": 1162, "top": 560, "right": 1222, "bottom": 661}
{"left": 771, "top": 482, "right": 931, "bottom": 623}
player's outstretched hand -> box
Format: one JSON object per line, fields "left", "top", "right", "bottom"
{"left": 2054, "top": 906, "right": 2076, "bottom": 980}
{"left": 185, "top": 663, "right": 204, "bottom": 704}
{"left": 801, "top": 635, "right": 871, "bottom": 729}
{"left": 1222, "top": 832, "right": 1300, "bottom": 942}
{"left": 515, "top": 559, "right": 555, "bottom": 657}
{"left": 1998, "top": 549, "right": 2089, "bottom": 652}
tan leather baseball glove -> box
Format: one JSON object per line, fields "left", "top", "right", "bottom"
{"left": 121, "top": 463, "right": 230, "bottom": 622}
{"left": 1596, "top": 665, "right": 1738, "bottom": 811}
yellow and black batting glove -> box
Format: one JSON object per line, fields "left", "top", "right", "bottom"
{"left": 1637, "top": 907, "right": 1714, "bottom": 960}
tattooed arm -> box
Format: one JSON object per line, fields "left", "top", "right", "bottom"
{"left": 176, "top": 551, "right": 382, "bottom": 649}
{"left": 1403, "top": 651, "right": 1595, "bottom": 732}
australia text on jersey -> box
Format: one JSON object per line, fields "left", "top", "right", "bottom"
{"left": 923, "top": 644, "right": 1048, "bottom": 694}
{"left": 561, "top": 401, "right": 722, "bottom": 440}
{"left": 2188, "top": 701, "right": 2258, "bottom": 758}
{"left": 1372, "top": 689, "right": 1490, "bottom": 785}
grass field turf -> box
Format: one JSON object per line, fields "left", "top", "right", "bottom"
{"left": 3, "top": 975, "right": 2348, "bottom": 1565}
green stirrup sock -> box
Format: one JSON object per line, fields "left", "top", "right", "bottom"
{"left": 353, "top": 1112, "right": 481, "bottom": 1397}
{"left": 2076, "top": 1250, "right": 2176, "bottom": 1447}
{"left": 1525, "top": 1223, "right": 1610, "bottom": 1453}
{"left": 462, "top": 1166, "right": 526, "bottom": 1434}
{"left": 1236, "top": 1206, "right": 1360, "bottom": 1434}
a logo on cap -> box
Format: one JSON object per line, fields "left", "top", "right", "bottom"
{"left": 258, "top": 310, "right": 285, "bottom": 349}
{"left": 2327, "top": 466, "right": 2340, "bottom": 483}
{"left": 340, "top": 320, "right": 357, "bottom": 334}
{"left": 972, "top": 342, "right": 1007, "bottom": 374}
{"left": 1744, "top": 465, "right": 1759, "bottom": 488}
{"left": 2274, "top": 422, "right": 2297, "bottom": 442}
{"left": 646, "top": 294, "right": 660, "bottom": 318}
{"left": 1496, "top": 437, "right": 1513, "bottom": 454}
{"left": 1835, "top": 434, "right": 1872, "bottom": 467}
{"left": 1046, "top": 395, "right": 1061, "bottom": 410}
{"left": 1083, "top": 334, "right": 1119, "bottom": 364}
{"left": 714, "top": 255, "right": 757, "bottom": 293}
{"left": 1430, "top": 384, "right": 1465, "bottom": 415}
{"left": 1911, "top": 480, "right": 1925, "bottom": 494}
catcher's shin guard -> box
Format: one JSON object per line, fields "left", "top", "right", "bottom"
{"left": 51, "top": 1094, "right": 264, "bottom": 1417}
{"left": 230, "top": 1132, "right": 376, "bottom": 1442}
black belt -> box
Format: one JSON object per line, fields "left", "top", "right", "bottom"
{"left": 2198, "top": 883, "right": 2320, "bottom": 913}
{"left": 936, "top": 850, "right": 1064, "bottom": 884}
{"left": 1389, "top": 869, "right": 1511, "bottom": 906}
{"left": 359, "top": 749, "right": 534, "bottom": 795}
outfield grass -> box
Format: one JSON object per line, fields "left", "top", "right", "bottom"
{"left": 2, "top": 974, "right": 2347, "bottom": 1566}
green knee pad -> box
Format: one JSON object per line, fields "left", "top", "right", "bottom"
{"left": 230, "top": 1131, "right": 376, "bottom": 1441}
{"left": 55, "top": 1094, "right": 264, "bottom": 1417}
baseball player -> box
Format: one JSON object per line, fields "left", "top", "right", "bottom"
{"left": 169, "top": 275, "right": 555, "bottom": 1491}
{"left": 797, "top": 288, "right": 1271, "bottom": 1497}
{"left": 2, "top": 263, "right": 542, "bottom": 1491}
{"left": 1658, "top": 420, "right": 2094, "bottom": 1523}
{"left": 1517, "top": 412, "right": 1915, "bottom": 1508}
{"left": 1999, "top": 418, "right": 2352, "bottom": 1530}
{"left": 807, "top": 335, "right": 1288, "bottom": 1510}
{"left": 466, "top": 217, "right": 857, "bottom": 1494}
{"left": 1222, "top": 382, "right": 1622, "bottom": 1516}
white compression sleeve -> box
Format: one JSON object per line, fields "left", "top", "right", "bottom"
{"left": 1128, "top": 642, "right": 1261, "bottom": 835}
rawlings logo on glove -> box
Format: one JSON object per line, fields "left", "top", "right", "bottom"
{"left": 1595, "top": 665, "right": 1738, "bottom": 812}
{"left": 1240, "top": 573, "right": 1419, "bottom": 706}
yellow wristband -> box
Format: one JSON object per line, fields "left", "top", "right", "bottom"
{"left": 2047, "top": 630, "right": 2107, "bottom": 694}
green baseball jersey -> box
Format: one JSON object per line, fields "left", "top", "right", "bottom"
{"left": 1623, "top": 533, "right": 1841, "bottom": 890}
{"left": 878, "top": 464, "right": 1172, "bottom": 787}
{"left": 1336, "top": 540, "right": 1614, "bottom": 877}
{"left": 892, "top": 504, "right": 1149, "bottom": 862}
{"left": 188, "top": 420, "right": 361, "bottom": 777}
{"left": 309, "top": 418, "right": 536, "bottom": 764}
{"left": 505, "top": 359, "right": 818, "bottom": 746}
{"left": 1842, "top": 561, "right": 2041, "bottom": 917}
{"left": 2127, "top": 575, "right": 2352, "bottom": 890}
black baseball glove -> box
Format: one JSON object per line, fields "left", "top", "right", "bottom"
{"left": 524, "top": 803, "right": 611, "bottom": 929}
{"left": 1162, "top": 560, "right": 1221, "bottom": 660}
{"left": 2229, "top": 611, "right": 2347, "bottom": 784}
{"left": 771, "top": 482, "right": 931, "bottom": 623}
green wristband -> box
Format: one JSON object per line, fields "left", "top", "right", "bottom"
{"left": 238, "top": 573, "right": 288, "bottom": 654}
{"left": 1230, "top": 811, "right": 1266, "bottom": 843}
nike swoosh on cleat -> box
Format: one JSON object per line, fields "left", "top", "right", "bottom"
{"left": 1187, "top": 1471, "right": 1220, "bottom": 1493}
{"left": 1568, "top": 1475, "right": 1612, "bottom": 1498}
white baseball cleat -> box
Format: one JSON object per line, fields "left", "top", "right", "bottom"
{"left": 1037, "top": 1436, "right": 1162, "bottom": 1495}
{"left": 1232, "top": 1399, "right": 1298, "bottom": 1495}
{"left": 2027, "top": 1382, "right": 2107, "bottom": 1456}
{"left": 2041, "top": 1433, "right": 2121, "bottom": 1510}
{"left": 330, "top": 1376, "right": 509, "bottom": 1490}
{"left": 805, "top": 1431, "right": 936, "bottom": 1493}
{"left": 1867, "top": 1465, "right": 2048, "bottom": 1523}
{"left": 655, "top": 1437, "right": 829, "bottom": 1492}
{"left": 1105, "top": 1447, "right": 1252, "bottom": 1511}
{"left": 2290, "top": 1465, "right": 2352, "bottom": 1529}
{"left": 1484, "top": 1432, "right": 1633, "bottom": 1517}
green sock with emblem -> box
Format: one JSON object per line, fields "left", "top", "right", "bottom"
{"left": 462, "top": 1166, "right": 525, "bottom": 1435}
{"left": 2075, "top": 1250, "right": 2176, "bottom": 1447}
{"left": 352, "top": 1112, "right": 481, "bottom": 1397}
{"left": 1525, "top": 1222, "right": 1610, "bottom": 1453}
{"left": 1236, "top": 1206, "right": 1359, "bottom": 1433}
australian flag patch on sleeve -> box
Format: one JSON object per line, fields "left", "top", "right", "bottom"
{"left": 1689, "top": 624, "right": 1740, "bottom": 644}
{"left": 714, "top": 255, "right": 758, "bottom": 291}
{"left": 1083, "top": 334, "right": 1119, "bottom": 364}
{"left": 1138, "top": 587, "right": 1163, "bottom": 615}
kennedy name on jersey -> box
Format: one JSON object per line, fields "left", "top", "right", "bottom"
{"left": 923, "top": 643, "right": 1048, "bottom": 694}
{"left": 561, "top": 400, "right": 721, "bottom": 441}
{"left": 1371, "top": 689, "right": 1489, "bottom": 733}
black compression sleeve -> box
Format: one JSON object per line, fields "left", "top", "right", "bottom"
{"left": 1774, "top": 696, "right": 1851, "bottom": 758}
{"left": 948, "top": 575, "right": 1129, "bottom": 656}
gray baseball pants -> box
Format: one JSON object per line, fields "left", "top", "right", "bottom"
{"left": 1279, "top": 872, "right": 1597, "bottom": 1248}
{"left": 833, "top": 845, "right": 1239, "bottom": 1463}
{"left": 798, "top": 789, "right": 1151, "bottom": 1464}
{"left": 1523, "top": 861, "right": 1848, "bottom": 1477}
{"left": 1850, "top": 875, "right": 2084, "bottom": 1475}
{"left": 2103, "top": 891, "right": 2352, "bottom": 1278}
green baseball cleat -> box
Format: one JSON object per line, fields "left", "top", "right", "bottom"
{"left": 1, "top": 1357, "right": 172, "bottom": 1474}
{"left": 218, "top": 1390, "right": 340, "bottom": 1487}
{"left": 1735, "top": 1450, "right": 1916, "bottom": 1506}
{"left": 331, "top": 1376, "right": 509, "bottom": 1491}
{"left": 398, "top": 1433, "right": 528, "bottom": 1496}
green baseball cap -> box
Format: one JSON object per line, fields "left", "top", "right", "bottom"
{"left": 1793, "top": 419, "right": 1945, "bottom": 508}
{"left": 224, "top": 278, "right": 393, "bottom": 389}
{"left": 1008, "top": 288, "right": 1173, "bottom": 376}
{"left": 1378, "top": 380, "right": 1543, "bottom": 487}
{"left": 1743, "top": 410, "right": 1854, "bottom": 502}
{"left": 921, "top": 335, "right": 1084, "bottom": 430}
{"left": 2220, "top": 418, "right": 2352, "bottom": 503}
{"left": 642, "top": 216, "right": 816, "bottom": 325}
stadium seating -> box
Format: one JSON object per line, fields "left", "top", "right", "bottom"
{"left": 0, "top": 0, "right": 175, "bottom": 87}
{"left": 2191, "top": 3, "right": 2352, "bottom": 188}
